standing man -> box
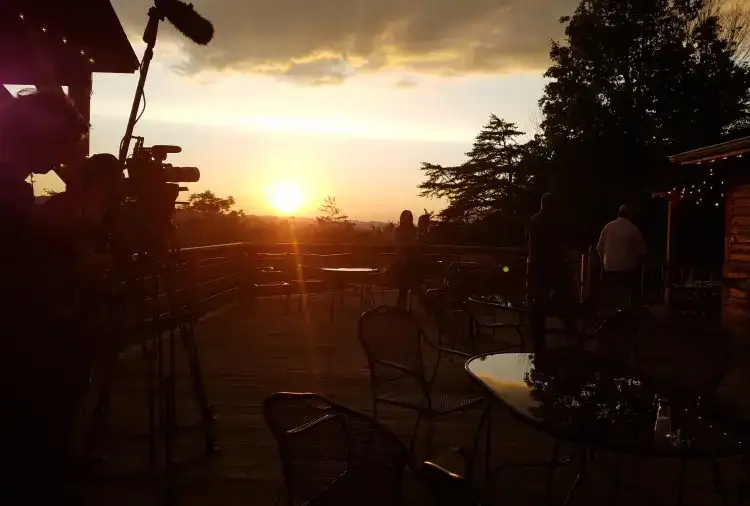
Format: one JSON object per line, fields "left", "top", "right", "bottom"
{"left": 597, "top": 204, "right": 648, "bottom": 308}
{"left": 527, "top": 193, "right": 572, "bottom": 351}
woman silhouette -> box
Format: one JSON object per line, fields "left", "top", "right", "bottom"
{"left": 393, "top": 210, "right": 418, "bottom": 309}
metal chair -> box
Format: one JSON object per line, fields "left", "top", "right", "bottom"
{"left": 263, "top": 392, "right": 410, "bottom": 506}
{"left": 284, "top": 263, "right": 334, "bottom": 319}
{"left": 422, "top": 288, "right": 475, "bottom": 361}
{"left": 465, "top": 297, "right": 525, "bottom": 352}
{"left": 358, "top": 305, "right": 484, "bottom": 455}
{"left": 591, "top": 307, "right": 651, "bottom": 363}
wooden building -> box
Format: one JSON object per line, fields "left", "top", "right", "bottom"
{"left": 669, "top": 136, "right": 750, "bottom": 338}
{"left": 0, "top": 0, "right": 138, "bottom": 182}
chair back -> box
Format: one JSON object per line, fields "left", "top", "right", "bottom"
{"left": 594, "top": 307, "right": 651, "bottom": 362}
{"left": 445, "top": 263, "right": 500, "bottom": 300}
{"left": 263, "top": 392, "right": 409, "bottom": 505}
{"left": 424, "top": 290, "right": 471, "bottom": 347}
{"left": 418, "top": 461, "right": 484, "bottom": 506}
{"left": 358, "top": 305, "right": 428, "bottom": 394}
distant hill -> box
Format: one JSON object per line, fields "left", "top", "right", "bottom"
{"left": 250, "top": 215, "right": 390, "bottom": 229}
{"left": 31, "top": 199, "right": 392, "bottom": 231}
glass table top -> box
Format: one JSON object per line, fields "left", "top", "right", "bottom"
{"left": 466, "top": 351, "right": 750, "bottom": 458}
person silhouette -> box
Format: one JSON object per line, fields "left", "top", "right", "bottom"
{"left": 394, "top": 210, "right": 418, "bottom": 309}
{"left": 0, "top": 88, "right": 94, "bottom": 504}
{"left": 526, "top": 193, "right": 574, "bottom": 350}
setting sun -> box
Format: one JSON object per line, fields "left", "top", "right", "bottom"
{"left": 268, "top": 183, "right": 304, "bottom": 215}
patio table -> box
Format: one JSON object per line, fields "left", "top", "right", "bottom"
{"left": 466, "top": 350, "right": 750, "bottom": 505}
{"left": 316, "top": 267, "right": 381, "bottom": 309}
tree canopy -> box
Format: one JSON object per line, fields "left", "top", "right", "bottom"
{"left": 187, "top": 190, "right": 239, "bottom": 216}
{"left": 419, "top": 0, "right": 750, "bottom": 247}
{"left": 419, "top": 116, "right": 533, "bottom": 222}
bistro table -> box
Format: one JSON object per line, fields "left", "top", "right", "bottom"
{"left": 316, "top": 267, "right": 381, "bottom": 310}
{"left": 466, "top": 350, "right": 750, "bottom": 505}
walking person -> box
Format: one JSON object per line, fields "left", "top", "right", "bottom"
{"left": 527, "top": 193, "right": 573, "bottom": 351}
{"left": 597, "top": 204, "right": 648, "bottom": 309}
{"left": 394, "top": 210, "right": 418, "bottom": 309}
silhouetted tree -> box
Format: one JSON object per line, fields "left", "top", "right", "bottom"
{"left": 177, "top": 190, "right": 247, "bottom": 246}
{"left": 187, "top": 190, "right": 237, "bottom": 215}
{"left": 539, "top": 0, "right": 750, "bottom": 242}
{"left": 419, "top": 115, "right": 539, "bottom": 244}
{"left": 314, "top": 196, "right": 355, "bottom": 242}
{"left": 420, "top": 116, "right": 535, "bottom": 221}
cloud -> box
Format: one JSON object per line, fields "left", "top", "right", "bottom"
{"left": 112, "top": 0, "right": 579, "bottom": 83}
{"left": 394, "top": 77, "right": 419, "bottom": 89}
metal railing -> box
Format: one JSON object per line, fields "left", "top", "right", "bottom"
{"left": 579, "top": 246, "right": 722, "bottom": 304}
{"left": 107, "top": 242, "right": 529, "bottom": 329}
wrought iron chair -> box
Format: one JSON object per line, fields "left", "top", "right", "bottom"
{"left": 423, "top": 288, "right": 474, "bottom": 361}
{"left": 358, "top": 305, "right": 484, "bottom": 455}
{"left": 591, "top": 306, "right": 651, "bottom": 363}
{"left": 464, "top": 297, "right": 525, "bottom": 353}
{"left": 263, "top": 392, "right": 410, "bottom": 506}
{"left": 284, "top": 263, "right": 335, "bottom": 319}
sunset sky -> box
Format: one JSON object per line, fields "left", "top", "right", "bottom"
{"left": 33, "top": 0, "right": 582, "bottom": 220}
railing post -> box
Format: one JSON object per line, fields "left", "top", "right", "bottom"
{"left": 240, "top": 251, "right": 253, "bottom": 299}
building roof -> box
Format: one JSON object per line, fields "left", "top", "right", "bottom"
{"left": 669, "top": 135, "right": 750, "bottom": 166}
{"left": 0, "top": 0, "right": 138, "bottom": 84}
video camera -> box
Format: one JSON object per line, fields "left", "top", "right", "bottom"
{"left": 115, "top": 136, "right": 201, "bottom": 258}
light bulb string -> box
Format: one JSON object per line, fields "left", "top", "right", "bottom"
{"left": 16, "top": 11, "right": 96, "bottom": 66}
{"left": 661, "top": 167, "right": 726, "bottom": 206}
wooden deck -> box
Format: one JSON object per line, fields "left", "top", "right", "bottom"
{"left": 79, "top": 292, "right": 750, "bottom": 506}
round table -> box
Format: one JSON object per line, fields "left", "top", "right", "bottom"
{"left": 466, "top": 350, "right": 750, "bottom": 504}
{"left": 316, "top": 268, "right": 381, "bottom": 310}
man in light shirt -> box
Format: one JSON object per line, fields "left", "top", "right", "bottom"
{"left": 597, "top": 204, "right": 647, "bottom": 307}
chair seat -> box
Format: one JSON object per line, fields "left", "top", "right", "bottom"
{"left": 378, "top": 388, "right": 483, "bottom": 415}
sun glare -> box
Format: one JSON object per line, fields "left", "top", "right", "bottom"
{"left": 268, "top": 183, "right": 303, "bottom": 215}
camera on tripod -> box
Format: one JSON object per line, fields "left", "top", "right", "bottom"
{"left": 119, "top": 136, "right": 201, "bottom": 257}
{"left": 127, "top": 137, "right": 200, "bottom": 187}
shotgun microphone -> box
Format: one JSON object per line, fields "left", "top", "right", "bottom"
{"left": 155, "top": 0, "right": 214, "bottom": 46}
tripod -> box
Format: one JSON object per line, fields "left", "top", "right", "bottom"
{"left": 85, "top": 219, "right": 216, "bottom": 505}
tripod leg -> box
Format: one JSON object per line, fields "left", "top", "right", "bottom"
{"left": 85, "top": 350, "right": 119, "bottom": 460}
{"left": 180, "top": 322, "right": 217, "bottom": 454}
{"left": 142, "top": 340, "right": 158, "bottom": 468}
{"left": 162, "top": 328, "right": 177, "bottom": 506}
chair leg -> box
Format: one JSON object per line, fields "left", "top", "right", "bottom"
{"left": 711, "top": 459, "right": 729, "bottom": 506}
{"left": 424, "top": 416, "right": 435, "bottom": 457}
{"left": 514, "top": 326, "right": 525, "bottom": 351}
{"left": 545, "top": 440, "right": 560, "bottom": 502}
{"left": 467, "top": 404, "right": 490, "bottom": 485}
{"left": 410, "top": 412, "right": 424, "bottom": 454}
{"left": 329, "top": 290, "right": 334, "bottom": 321}
{"left": 676, "top": 458, "right": 686, "bottom": 505}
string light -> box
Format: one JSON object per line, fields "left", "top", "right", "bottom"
{"left": 660, "top": 167, "right": 727, "bottom": 207}
{"left": 17, "top": 12, "right": 95, "bottom": 65}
